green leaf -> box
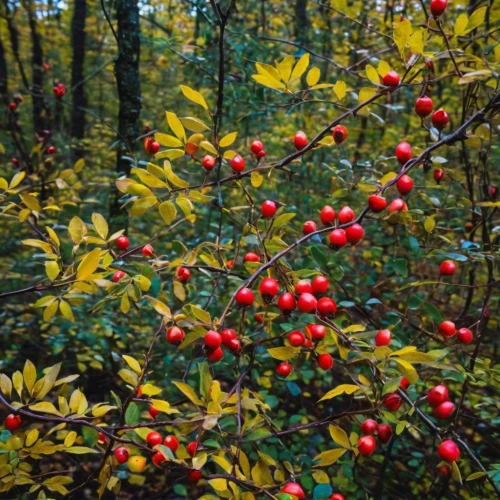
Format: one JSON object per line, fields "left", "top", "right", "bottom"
{"left": 273, "top": 213, "right": 296, "bottom": 228}
{"left": 65, "top": 446, "right": 100, "bottom": 454}
{"left": 125, "top": 402, "right": 141, "bottom": 425}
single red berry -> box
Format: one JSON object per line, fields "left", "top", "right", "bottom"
{"left": 142, "top": 244, "right": 154, "bottom": 257}
{"left": 276, "top": 362, "right": 292, "bottom": 378}
{"left": 187, "top": 441, "right": 198, "bottom": 457}
{"left": 395, "top": 141, "right": 412, "bottom": 165}
{"left": 261, "top": 200, "right": 277, "bottom": 218}
{"left": 114, "top": 446, "right": 129, "bottom": 464}
{"left": 433, "top": 401, "right": 455, "bottom": 419}
{"left": 144, "top": 137, "right": 153, "bottom": 154}
{"left": 43, "top": 63, "right": 50, "bottom": 71}
{"left": 338, "top": 206, "right": 355, "bottom": 224}
{"left": 375, "top": 329, "right": 392, "bottom": 347}
{"left": 146, "top": 431, "right": 163, "bottom": 447}
{"left": 204, "top": 330, "right": 222, "bottom": 349}
{"left": 221, "top": 329, "right": 237, "bottom": 346}
{"left": 12, "top": 158, "right": 19, "bottom": 166}
{"left": 113, "top": 271, "right": 126, "bottom": 282}
{"left": 227, "top": 338, "right": 241, "bottom": 353}
{"left": 8, "top": 102, "right": 16, "bottom": 111}
{"left": 383, "top": 393, "right": 403, "bottom": 411}
{"left": 432, "top": 109, "right": 449, "bottom": 130}
{"left": 329, "top": 229, "right": 347, "bottom": 249}
{"left": 188, "top": 469, "right": 203, "bottom": 483}
{"left": 303, "top": 220, "right": 317, "bottom": 234}
{"left": 318, "top": 352, "right": 334, "bottom": 370}
{"left": 331, "top": 494, "right": 345, "bottom": 500}
{"left": 397, "top": 175, "right": 414, "bottom": 195}
{"left": 438, "top": 321, "right": 456, "bottom": 338}
{"left": 166, "top": 326, "right": 185, "bottom": 345}
{"left": 231, "top": 154, "right": 245, "bottom": 172}
{"left": 317, "top": 297, "right": 337, "bottom": 317}
{"left": 415, "top": 96, "right": 434, "bottom": 117}
{"left": 244, "top": 252, "right": 261, "bottom": 263}
{"left": 149, "top": 404, "right": 160, "bottom": 418}
{"left": 307, "top": 324, "right": 326, "bottom": 340}
{"left": 297, "top": 292, "right": 317, "bottom": 313}
{"left": 388, "top": 199, "right": 408, "bottom": 214}
{"left": 304, "top": 339, "right": 313, "bottom": 348}
{"left": 437, "top": 440, "right": 460, "bottom": 463}
{"left": 185, "top": 142, "right": 198, "bottom": 157}
{"left": 98, "top": 431, "right": 107, "bottom": 444}
{"left": 368, "top": 195, "right": 387, "bottom": 213}
{"left": 4, "top": 414, "right": 22, "bottom": 431}
{"left": 438, "top": 464, "right": 452, "bottom": 477}
{"left": 207, "top": 347, "right": 224, "bottom": 363}
{"left": 439, "top": 260, "right": 456, "bottom": 276}
{"left": 116, "top": 235, "right": 129, "bottom": 250}
{"left": 152, "top": 452, "right": 165, "bottom": 466}
{"left": 430, "top": 0, "right": 448, "bottom": 17}
{"left": 295, "top": 280, "right": 312, "bottom": 295}
{"left": 457, "top": 328, "right": 473, "bottom": 344}
{"left": 164, "top": 435, "right": 179, "bottom": 452}
{"left": 382, "top": 71, "right": 400, "bottom": 87}
{"left": 150, "top": 141, "right": 160, "bottom": 154}
{"left": 346, "top": 223, "right": 364, "bottom": 244}
{"left": 277, "top": 292, "right": 297, "bottom": 314}
{"left": 288, "top": 330, "right": 305, "bottom": 347}
{"left": 235, "top": 288, "right": 255, "bottom": 307}
{"left": 294, "top": 131, "right": 308, "bottom": 150}
{"left": 358, "top": 435, "right": 376, "bottom": 455}
{"left": 202, "top": 155, "right": 216, "bottom": 170}
{"left": 378, "top": 424, "right": 392, "bottom": 444}
{"left": 250, "top": 140, "right": 264, "bottom": 154}
{"left": 259, "top": 277, "right": 279, "bottom": 301}
{"left": 361, "top": 419, "right": 379, "bottom": 435}
{"left": 332, "top": 125, "right": 347, "bottom": 145}
{"left": 46, "top": 146, "right": 55, "bottom": 155}
{"left": 320, "top": 205, "right": 336, "bottom": 225}
{"left": 257, "top": 150, "right": 266, "bottom": 158}
{"left": 400, "top": 377, "right": 410, "bottom": 390}
{"left": 281, "top": 482, "right": 305, "bottom": 499}
{"left": 427, "top": 385, "right": 449, "bottom": 407}
{"left": 177, "top": 267, "right": 191, "bottom": 283}
{"left": 434, "top": 169, "right": 444, "bottom": 184}
{"left": 312, "top": 275, "right": 329, "bottom": 295}
{"left": 254, "top": 313, "right": 264, "bottom": 323}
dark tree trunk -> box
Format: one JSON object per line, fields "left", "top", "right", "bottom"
{"left": 0, "top": 35, "right": 7, "bottom": 104}
{"left": 294, "top": 0, "right": 308, "bottom": 45}
{"left": 70, "top": 0, "right": 87, "bottom": 157}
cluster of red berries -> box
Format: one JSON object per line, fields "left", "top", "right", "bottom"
{"left": 112, "top": 236, "right": 158, "bottom": 282}
{"left": 8, "top": 94, "right": 23, "bottom": 111}
{"left": 438, "top": 320, "right": 473, "bottom": 344}
{"left": 382, "top": 377, "right": 410, "bottom": 412}
{"left": 293, "top": 125, "right": 347, "bottom": 152}
{"left": 281, "top": 483, "right": 345, "bottom": 500}
{"left": 250, "top": 139, "right": 267, "bottom": 158}
{"left": 414, "top": 96, "right": 449, "bottom": 130}
{"left": 53, "top": 83, "right": 66, "bottom": 98}
{"left": 427, "top": 384, "right": 456, "bottom": 419}
{"left": 144, "top": 137, "right": 160, "bottom": 155}
{"left": 358, "top": 418, "right": 394, "bottom": 455}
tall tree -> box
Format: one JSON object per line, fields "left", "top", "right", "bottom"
{"left": 0, "top": 35, "right": 7, "bottom": 104}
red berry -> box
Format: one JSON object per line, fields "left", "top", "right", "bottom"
{"left": 276, "top": 362, "right": 292, "bottom": 378}
{"left": 434, "top": 169, "right": 444, "bottom": 184}
{"left": 338, "top": 206, "right": 355, "bottom": 224}
{"left": 312, "top": 275, "right": 329, "bottom": 295}
{"left": 439, "top": 260, "right": 456, "bottom": 276}
{"left": 346, "top": 223, "right": 364, "bottom": 244}
{"left": 307, "top": 324, "right": 326, "bottom": 340}
{"left": 317, "top": 297, "right": 337, "bottom": 317}
{"left": 46, "top": 146, "right": 55, "bottom": 155}
{"left": 295, "top": 280, "right": 312, "bottom": 295}
{"left": 297, "top": 292, "right": 317, "bottom": 313}
{"left": 332, "top": 125, "right": 347, "bottom": 145}
{"left": 382, "top": 71, "right": 400, "bottom": 87}
{"left": 294, "top": 131, "right": 308, "bottom": 150}
{"left": 187, "top": 441, "right": 198, "bottom": 457}
{"left": 368, "top": 195, "right": 387, "bottom": 213}
{"left": 304, "top": 339, "right": 313, "bottom": 348}
{"left": 202, "top": 155, "right": 216, "bottom": 170}
{"left": 277, "top": 292, "right": 297, "bottom": 314}
{"left": 146, "top": 431, "right": 163, "bottom": 447}
{"left": 427, "top": 385, "right": 449, "bottom": 407}
{"left": 388, "top": 199, "right": 408, "bottom": 214}
{"left": 433, "top": 401, "right": 455, "bottom": 419}
{"left": 331, "top": 495, "right": 345, "bottom": 500}
{"left": 144, "top": 137, "right": 154, "bottom": 154}
{"left": 395, "top": 141, "right": 412, "bottom": 165}
{"left": 152, "top": 452, "right": 165, "bottom": 466}
{"left": 112, "top": 271, "right": 126, "bottom": 282}
{"left": 244, "top": 252, "right": 261, "bottom": 263}
{"left": 164, "top": 435, "right": 179, "bottom": 452}
{"left": 221, "top": 329, "right": 237, "bottom": 346}
{"left": 432, "top": 109, "right": 449, "bottom": 130}
{"left": 149, "top": 404, "right": 160, "bottom": 418}
{"left": 227, "top": 338, "right": 241, "bottom": 353}
{"left": 114, "top": 446, "right": 129, "bottom": 464}
{"left": 259, "top": 277, "right": 279, "bottom": 300}
{"left": 177, "top": 267, "right": 191, "bottom": 283}
{"left": 188, "top": 470, "right": 203, "bottom": 483}
{"left": 378, "top": 424, "right": 392, "bottom": 444}
{"left": 375, "top": 329, "right": 392, "bottom": 347}
{"left": 329, "top": 229, "right": 347, "bottom": 249}
{"left": 257, "top": 150, "right": 266, "bottom": 159}
{"left": 9, "top": 102, "right": 17, "bottom": 110}
{"left": 250, "top": 140, "right": 264, "bottom": 154}
{"left": 282, "top": 482, "right": 305, "bottom": 499}
{"left": 457, "top": 328, "right": 473, "bottom": 344}
{"left": 361, "top": 419, "right": 379, "bottom": 435}
{"left": 438, "top": 464, "right": 452, "bottom": 476}
{"left": 166, "top": 326, "right": 185, "bottom": 345}
{"left": 415, "top": 96, "right": 434, "bottom": 118}
{"left": 12, "top": 158, "right": 19, "bottom": 165}
{"left": 400, "top": 377, "right": 410, "bottom": 390}
{"left": 383, "top": 393, "right": 403, "bottom": 411}
{"left": 207, "top": 347, "right": 224, "bottom": 363}
{"left": 318, "top": 352, "right": 334, "bottom": 370}
{"left": 254, "top": 313, "right": 264, "bottom": 323}
{"left": 142, "top": 244, "right": 154, "bottom": 257}
{"left": 358, "top": 435, "right": 376, "bottom": 455}
{"left": 4, "top": 414, "right": 22, "bottom": 431}
{"left": 261, "top": 200, "right": 277, "bottom": 218}
{"left": 150, "top": 142, "right": 160, "bottom": 154}
{"left": 438, "top": 321, "right": 456, "bottom": 338}
{"left": 235, "top": 288, "right": 255, "bottom": 307}
{"left": 430, "top": 0, "right": 448, "bottom": 17}
{"left": 43, "top": 63, "right": 50, "bottom": 71}
{"left": 437, "top": 440, "right": 460, "bottom": 463}
{"left": 288, "top": 331, "right": 305, "bottom": 347}
{"left": 204, "top": 330, "right": 222, "bottom": 349}
{"left": 303, "top": 220, "right": 317, "bottom": 234}
{"left": 320, "top": 205, "right": 336, "bottom": 224}
{"left": 231, "top": 154, "right": 245, "bottom": 172}
{"left": 397, "top": 175, "right": 414, "bottom": 195}
{"left": 116, "top": 235, "right": 129, "bottom": 250}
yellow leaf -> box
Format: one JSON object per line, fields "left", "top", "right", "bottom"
{"left": 0, "top": 374, "right": 12, "bottom": 398}
{"left": 145, "top": 296, "right": 172, "bottom": 317}
{"left": 118, "top": 369, "right": 138, "bottom": 386}
{"left": 9, "top": 171, "right": 25, "bottom": 189}
{"left": 76, "top": 248, "right": 101, "bottom": 281}
{"left": 26, "top": 429, "right": 39, "bottom": 447}
{"left": 22, "top": 239, "right": 54, "bottom": 254}
{"left": 141, "top": 384, "right": 163, "bottom": 396}
{"left": 74, "top": 158, "right": 85, "bottom": 173}
{"left": 393, "top": 18, "right": 413, "bottom": 58}
{"left": 278, "top": 55, "right": 295, "bottom": 82}
{"left": 359, "top": 87, "right": 376, "bottom": 102}
{"left": 377, "top": 60, "right": 391, "bottom": 76}
{"left": 313, "top": 448, "right": 346, "bottom": 466}
{"left": 306, "top": 67, "right": 321, "bottom": 86}
{"left": 255, "top": 62, "right": 282, "bottom": 81}
{"left": 173, "top": 281, "right": 186, "bottom": 301}
{"left": 318, "top": 384, "right": 360, "bottom": 402}
{"left": 333, "top": 80, "right": 347, "bottom": 100}
{"left": 329, "top": 424, "right": 351, "bottom": 449}
{"left": 454, "top": 13, "right": 469, "bottom": 35}
{"left": 252, "top": 74, "right": 286, "bottom": 90}
{"left": 212, "top": 455, "right": 232, "bottom": 473}
{"left": 59, "top": 300, "right": 75, "bottom": 322}
{"left": 380, "top": 171, "right": 398, "bottom": 185}
{"left": 200, "top": 141, "right": 218, "bottom": 155}
{"left": 154, "top": 149, "right": 185, "bottom": 161}
{"left": 172, "top": 381, "right": 203, "bottom": 406}
{"left": 64, "top": 431, "right": 77, "bottom": 447}
{"left": 251, "top": 459, "right": 274, "bottom": 486}
{"left": 424, "top": 216, "right": 436, "bottom": 233}
{"left": 290, "top": 53, "right": 310, "bottom": 82}
{"left": 90, "top": 214, "right": 108, "bottom": 241}
{"left": 23, "top": 359, "right": 37, "bottom": 394}
{"left": 123, "top": 296, "right": 132, "bottom": 315}
{"left": 251, "top": 171, "right": 264, "bottom": 188}
{"left": 176, "top": 197, "right": 192, "bottom": 216}
{"left": 180, "top": 116, "right": 210, "bottom": 132}
{"left": 154, "top": 132, "right": 183, "bottom": 148}
{"left": 466, "top": 6, "right": 486, "bottom": 33}
{"left": 69, "top": 389, "right": 88, "bottom": 414}
{"left": 164, "top": 161, "right": 189, "bottom": 188}
{"left": 180, "top": 85, "right": 209, "bottom": 111}
{"left": 45, "top": 227, "right": 60, "bottom": 248}
{"left": 29, "top": 402, "right": 63, "bottom": 417}
{"left": 166, "top": 111, "right": 186, "bottom": 143}
{"left": 409, "top": 28, "right": 425, "bottom": 55}
{"left": 393, "top": 358, "right": 419, "bottom": 384}
{"left": 267, "top": 346, "right": 301, "bottom": 361}
{"left": 92, "top": 404, "right": 117, "bottom": 417}
{"left": 123, "top": 355, "right": 142, "bottom": 376}
{"left": 130, "top": 196, "right": 158, "bottom": 217}
{"left": 12, "top": 371, "right": 23, "bottom": 398}
{"left": 209, "top": 478, "right": 228, "bottom": 491}
{"left": 44, "top": 300, "right": 59, "bottom": 321}
{"left": 68, "top": 216, "right": 87, "bottom": 244}
{"left": 19, "top": 193, "right": 41, "bottom": 212}
{"left": 45, "top": 261, "right": 60, "bottom": 281}
{"left": 219, "top": 132, "right": 238, "bottom": 148}
{"left": 33, "top": 364, "right": 61, "bottom": 399}
{"left": 158, "top": 201, "right": 177, "bottom": 225}
{"left": 365, "top": 64, "right": 380, "bottom": 85}
{"left": 66, "top": 446, "right": 99, "bottom": 454}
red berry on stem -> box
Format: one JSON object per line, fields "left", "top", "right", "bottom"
{"left": 9, "top": 102, "right": 16, "bottom": 110}
{"left": 114, "top": 446, "right": 129, "bottom": 464}
{"left": 277, "top": 362, "right": 292, "bottom": 378}
{"left": 434, "top": 169, "right": 444, "bottom": 184}
{"left": 250, "top": 140, "right": 264, "bottom": 154}
{"left": 346, "top": 223, "right": 364, "bottom": 244}
{"left": 432, "top": 109, "right": 449, "bottom": 130}
{"left": 235, "top": 288, "right": 255, "bottom": 307}
{"left": 400, "top": 377, "right": 410, "bottom": 390}
{"left": 433, "top": 401, "right": 455, "bottom": 419}
{"left": 338, "top": 206, "right": 355, "bottom": 224}
{"left": 113, "top": 271, "right": 126, "bottom": 282}
{"left": 294, "top": 131, "right": 308, "bottom": 150}
{"left": 149, "top": 404, "right": 159, "bottom": 418}
{"left": 46, "top": 146, "right": 55, "bottom": 155}
{"left": 277, "top": 292, "right": 297, "bottom": 314}
{"left": 202, "top": 155, "right": 216, "bottom": 170}
{"left": 329, "top": 229, "right": 347, "bottom": 249}
{"left": 152, "top": 452, "right": 165, "bottom": 466}
{"left": 244, "top": 252, "right": 260, "bottom": 263}
{"left": 257, "top": 150, "right": 266, "bottom": 158}
{"left": 361, "top": 419, "right": 379, "bottom": 435}
{"left": 438, "top": 464, "right": 452, "bottom": 477}
{"left": 318, "top": 352, "right": 334, "bottom": 370}
{"left": 308, "top": 324, "right": 326, "bottom": 340}
{"left": 281, "top": 482, "right": 306, "bottom": 499}
{"left": 384, "top": 393, "right": 403, "bottom": 411}
{"left": 221, "top": 329, "right": 237, "bottom": 346}
{"left": 150, "top": 141, "right": 160, "bottom": 154}
{"left": 312, "top": 275, "right": 329, "bottom": 295}
{"left": 261, "top": 200, "right": 277, "bottom": 218}
{"left": 427, "top": 385, "right": 449, "bottom": 407}
{"left": 375, "top": 329, "right": 392, "bottom": 347}
{"left": 188, "top": 470, "right": 203, "bottom": 483}
{"left": 259, "top": 277, "right": 279, "bottom": 300}
{"left": 288, "top": 331, "right": 305, "bottom": 347}
{"left": 146, "top": 431, "right": 163, "bottom": 447}
{"left": 164, "top": 435, "right": 179, "bottom": 452}
{"left": 457, "top": 328, "right": 473, "bottom": 344}
{"left": 332, "top": 125, "right": 347, "bottom": 144}
{"left": 331, "top": 494, "right": 345, "bottom": 500}
{"left": 166, "top": 326, "right": 185, "bottom": 345}
{"left": 142, "top": 244, "right": 154, "bottom": 257}
{"left": 382, "top": 70, "right": 400, "bottom": 87}
{"left": 303, "top": 220, "right": 317, "bottom": 235}
{"left": 378, "top": 424, "right": 392, "bottom": 444}
{"left": 438, "top": 320, "right": 456, "bottom": 337}
{"left": 295, "top": 280, "right": 312, "bottom": 295}
{"left": 204, "top": 330, "right": 222, "bottom": 350}
{"left": 317, "top": 297, "right": 337, "bottom": 317}
{"left": 397, "top": 175, "right": 414, "bottom": 195}
{"left": 208, "top": 347, "right": 224, "bottom": 363}
{"left": 368, "top": 195, "right": 387, "bottom": 213}
{"left": 116, "top": 235, "right": 129, "bottom": 250}
{"left": 187, "top": 441, "right": 198, "bottom": 457}
{"left": 4, "top": 414, "right": 22, "bottom": 431}
{"left": 439, "top": 260, "right": 456, "bottom": 276}
{"left": 388, "top": 199, "right": 408, "bottom": 214}
{"left": 415, "top": 96, "right": 434, "bottom": 117}
{"left": 177, "top": 267, "right": 191, "bottom": 283}
{"left": 437, "top": 440, "right": 460, "bottom": 463}
{"left": 231, "top": 154, "right": 245, "bottom": 172}
{"left": 254, "top": 313, "right": 264, "bottom": 323}
{"left": 297, "top": 292, "right": 317, "bottom": 313}
{"left": 395, "top": 141, "right": 412, "bottom": 164}
{"left": 227, "top": 338, "right": 241, "bottom": 353}
{"left": 430, "top": 0, "right": 448, "bottom": 17}
{"left": 358, "top": 435, "right": 376, "bottom": 455}
{"left": 320, "top": 205, "right": 336, "bottom": 224}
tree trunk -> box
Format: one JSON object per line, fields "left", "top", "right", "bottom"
{"left": 294, "top": 0, "right": 308, "bottom": 45}
{"left": 0, "top": 35, "right": 7, "bottom": 104}
{"left": 70, "top": 0, "right": 87, "bottom": 157}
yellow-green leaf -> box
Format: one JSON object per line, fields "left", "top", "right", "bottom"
{"left": 172, "top": 381, "right": 203, "bottom": 406}
{"left": 313, "top": 448, "right": 346, "bottom": 466}
{"left": 393, "top": 18, "right": 413, "bottom": 58}
{"left": 76, "top": 248, "right": 101, "bottom": 281}
{"left": 219, "top": 132, "right": 238, "bottom": 148}
{"left": 164, "top": 161, "right": 189, "bottom": 188}
{"left": 45, "top": 261, "right": 60, "bottom": 281}
{"left": 59, "top": 300, "right": 75, "bottom": 322}
{"left": 318, "top": 384, "right": 361, "bottom": 402}
{"left": 180, "top": 117, "right": 210, "bottom": 132}
{"left": 123, "top": 355, "right": 142, "bottom": 376}
{"left": 267, "top": 346, "right": 301, "bottom": 361}
{"left": 166, "top": 111, "right": 186, "bottom": 143}
{"left": 180, "top": 85, "right": 209, "bottom": 111}
{"left": 252, "top": 74, "right": 286, "bottom": 90}
{"left": 29, "top": 402, "right": 64, "bottom": 417}
{"left": 424, "top": 216, "right": 436, "bottom": 233}
{"left": 306, "top": 67, "right": 321, "bottom": 86}
{"left": 333, "top": 80, "right": 347, "bottom": 100}
{"left": 154, "top": 132, "right": 183, "bottom": 148}
{"left": 23, "top": 359, "right": 37, "bottom": 394}
{"left": 66, "top": 446, "right": 99, "bottom": 454}
{"left": 290, "top": 53, "right": 310, "bottom": 82}
{"left": 92, "top": 213, "right": 108, "bottom": 240}
{"left": 365, "top": 64, "right": 380, "bottom": 85}
{"left": 329, "top": 424, "right": 351, "bottom": 449}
